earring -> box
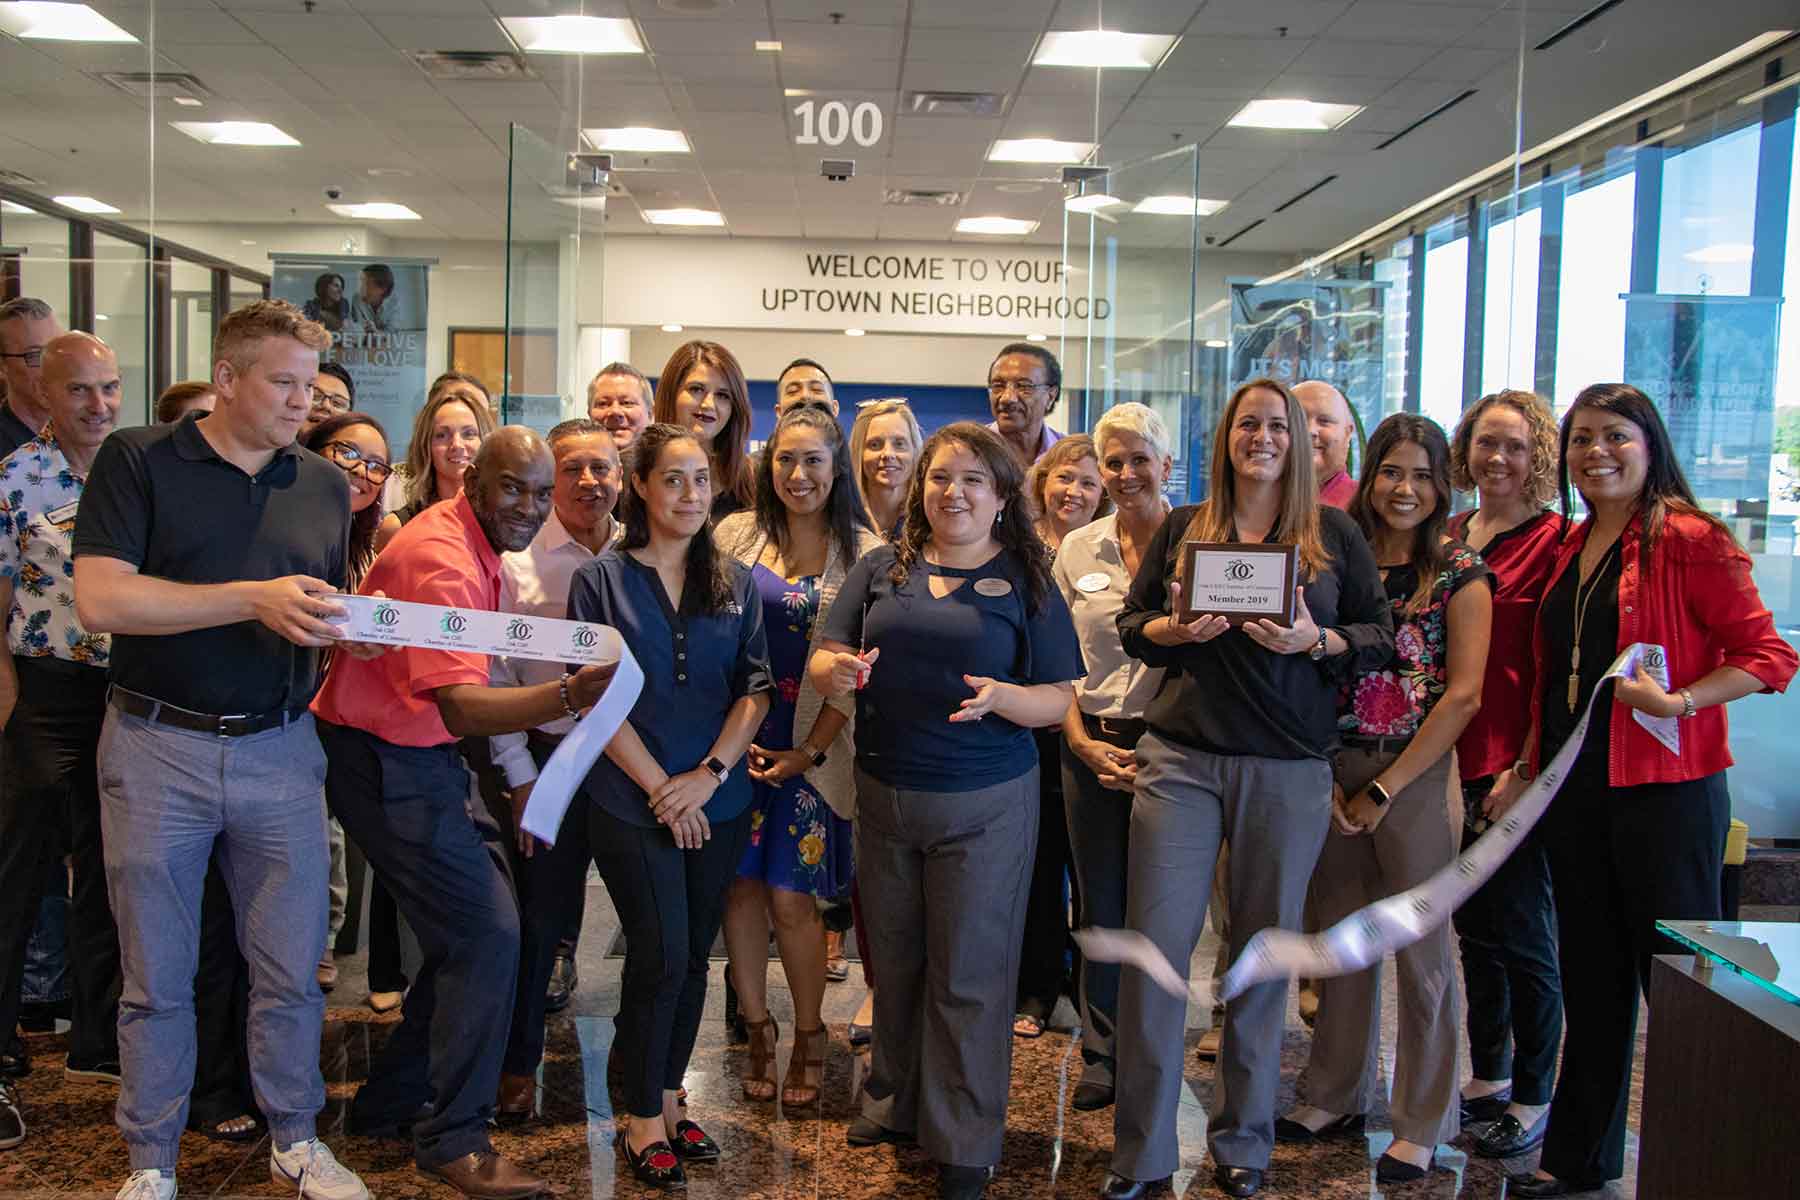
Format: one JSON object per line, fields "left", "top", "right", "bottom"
{"left": 994, "top": 510, "right": 1003, "bottom": 527}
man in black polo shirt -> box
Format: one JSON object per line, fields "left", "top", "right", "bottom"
{"left": 72, "top": 300, "right": 370, "bottom": 1200}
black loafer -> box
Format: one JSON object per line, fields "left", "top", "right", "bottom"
{"left": 846, "top": 1114, "right": 916, "bottom": 1147}
{"left": 1459, "top": 1086, "right": 1512, "bottom": 1124}
{"left": 1475, "top": 1111, "right": 1547, "bottom": 1158}
{"left": 668, "top": 1119, "right": 719, "bottom": 1163}
{"left": 1504, "top": 1173, "right": 1591, "bottom": 1197}
{"left": 1213, "top": 1165, "right": 1263, "bottom": 1197}
{"left": 1099, "top": 1173, "right": 1169, "bottom": 1199}
{"left": 938, "top": 1163, "right": 993, "bottom": 1199}
{"left": 1072, "top": 1081, "right": 1116, "bottom": 1111}
{"left": 1273, "top": 1112, "right": 1365, "bottom": 1143}
{"left": 619, "top": 1138, "right": 686, "bottom": 1189}
{"left": 0, "top": 1036, "right": 27, "bottom": 1080}
{"left": 1375, "top": 1150, "right": 1432, "bottom": 1183}
{"left": 544, "top": 955, "right": 577, "bottom": 1014}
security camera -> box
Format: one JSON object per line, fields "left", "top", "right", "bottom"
{"left": 820, "top": 158, "right": 855, "bottom": 182}
{"left": 324, "top": 185, "right": 344, "bottom": 201}
{"left": 1204, "top": 235, "right": 1217, "bottom": 245}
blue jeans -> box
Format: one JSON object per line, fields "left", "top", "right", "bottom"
{"left": 98, "top": 706, "right": 329, "bottom": 1170}
{"left": 20, "top": 872, "right": 69, "bottom": 1008}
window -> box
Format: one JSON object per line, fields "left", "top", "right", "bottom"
{"left": 1553, "top": 170, "right": 1636, "bottom": 411}
{"left": 1482, "top": 203, "right": 1541, "bottom": 396}
{"left": 1419, "top": 228, "right": 1468, "bottom": 432}
{"left": 1657, "top": 123, "right": 1762, "bottom": 297}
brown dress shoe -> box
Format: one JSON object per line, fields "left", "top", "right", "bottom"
{"left": 496, "top": 1074, "right": 534, "bottom": 1123}
{"left": 420, "top": 1150, "right": 548, "bottom": 1198}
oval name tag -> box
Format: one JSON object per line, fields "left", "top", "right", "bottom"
{"left": 1075, "top": 571, "right": 1110, "bottom": 594}
{"left": 973, "top": 577, "right": 1013, "bottom": 597}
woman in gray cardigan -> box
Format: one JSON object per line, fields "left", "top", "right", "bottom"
{"left": 716, "top": 407, "right": 880, "bottom": 1107}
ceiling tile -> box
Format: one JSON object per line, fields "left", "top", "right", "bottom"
{"left": 909, "top": 0, "right": 1059, "bottom": 31}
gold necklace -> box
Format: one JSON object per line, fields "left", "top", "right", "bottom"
{"left": 1567, "top": 538, "right": 1621, "bottom": 711}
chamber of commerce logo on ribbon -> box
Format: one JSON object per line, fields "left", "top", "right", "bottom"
{"left": 373, "top": 603, "right": 399, "bottom": 628}
{"left": 439, "top": 610, "right": 469, "bottom": 635}
{"left": 505, "top": 617, "right": 533, "bottom": 642}
{"left": 572, "top": 625, "right": 600, "bottom": 650}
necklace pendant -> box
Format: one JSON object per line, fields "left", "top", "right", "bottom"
{"left": 1567, "top": 672, "right": 1580, "bottom": 712}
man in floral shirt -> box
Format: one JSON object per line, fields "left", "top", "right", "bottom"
{"left": 0, "top": 332, "right": 124, "bottom": 1151}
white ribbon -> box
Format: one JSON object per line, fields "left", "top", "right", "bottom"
{"left": 330, "top": 593, "right": 645, "bottom": 847}
{"left": 1077, "top": 644, "right": 1657, "bottom": 1006}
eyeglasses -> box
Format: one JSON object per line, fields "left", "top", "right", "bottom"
{"left": 321, "top": 440, "right": 392, "bottom": 484}
{"left": 310, "top": 387, "right": 352, "bottom": 413}
{"left": 987, "top": 379, "right": 1050, "bottom": 400}
{"left": 0, "top": 348, "right": 44, "bottom": 367}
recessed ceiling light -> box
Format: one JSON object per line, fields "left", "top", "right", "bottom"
{"left": 1031, "top": 30, "right": 1178, "bottom": 70}
{"left": 1065, "top": 193, "right": 1125, "bottom": 213}
{"left": 845, "top": 328, "right": 865, "bottom": 337}
{"left": 498, "top": 15, "right": 645, "bottom": 55}
{"left": 172, "top": 96, "right": 204, "bottom": 108}
{"left": 327, "top": 202, "right": 421, "bottom": 220}
{"left": 54, "top": 195, "right": 120, "bottom": 214}
{"left": 643, "top": 208, "right": 725, "bottom": 227}
{"left": 956, "top": 216, "right": 1039, "bottom": 236}
{"left": 661, "top": 323, "right": 684, "bottom": 332}
{"left": 1228, "top": 99, "right": 1364, "bottom": 131}
{"left": 171, "top": 121, "right": 300, "bottom": 147}
{"left": 583, "top": 127, "right": 691, "bottom": 154}
{"left": 755, "top": 40, "right": 782, "bottom": 52}
{"left": 0, "top": 2, "right": 136, "bottom": 43}
{"left": 1133, "top": 195, "right": 1229, "bottom": 216}
{"left": 987, "top": 138, "right": 1095, "bottom": 165}
{"left": 1025, "top": 332, "right": 1047, "bottom": 342}
{"left": 1205, "top": 339, "right": 1228, "bottom": 348}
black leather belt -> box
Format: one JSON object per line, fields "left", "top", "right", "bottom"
{"left": 109, "top": 686, "right": 309, "bottom": 739}
{"left": 1081, "top": 712, "right": 1148, "bottom": 744}
{"left": 1340, "top": 732, "right": 1410, "bottom": 755}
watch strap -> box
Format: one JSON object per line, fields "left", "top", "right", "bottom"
{"left": 703, "top": 755, "right": 728, "bottom": 784}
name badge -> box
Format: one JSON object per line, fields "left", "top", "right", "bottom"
{"left": 1075, "top": 571, "right": 1110, "bottom": 594}
{"left": 45, "top": 499, "right": 80, "bottom": 527}
{"left": 973, "top": 577, "right": 1012, "bottom": 598}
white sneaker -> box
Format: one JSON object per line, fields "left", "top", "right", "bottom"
{"left": 270, "top": 1138, "right": 370, "bottom": 1200}
{"left": 115, "top": 1169, "right": 176, "bottom": 1200}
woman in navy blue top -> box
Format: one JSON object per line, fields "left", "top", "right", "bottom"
{"left": 566, "top": 424, "right": 771, "bottom": 1188}
{"left": 812, "top": 421, "right": 1082, "bottom": 1199}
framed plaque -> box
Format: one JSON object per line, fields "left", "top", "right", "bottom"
{"left": 1176, "top": 541, "right": 1298, "bottom": 626}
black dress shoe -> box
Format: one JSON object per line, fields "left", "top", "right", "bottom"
{"left": 1072, "top": 1081, "right": 1116, "bottom": 1111}
{"left": 938, "top": 1163, "right": 993, "bottom": 1199}
{"left": 1, "top": 1036, "right": 27, "bottom": 1079}
{"left": 1504, "top": 1172, "right": 1605, "bottom": 1197}
{"left": 846, "top": 1114, "right": 916, "bottom": 1147}
{"left": 1099, "top": 1172, "right": 1169, "bottom": 1199}
{"left": 544, "top": 955, "right": 577, "bottom": 1014}
{"left": 1474, "top": 1111, "right": 1547, "bottom": 1158}
{"left": 668, "top": 1119, "right": 720, "bottom": 1162}
{"left": 1273, "top": 1112, "right": 1365, "bottom": 1143}
{"left": 1213, "top": 1165, "right": 1263, "bottom": 1197}
{"left": 1459, "top": 1086, "right": 1512, "bottom": 1124}
{"left": 619, "top": 1138, "right": 686, "bottom": 1189}
{"left": 1375, "top": 1150, "right": 1432, "bottom": 1183}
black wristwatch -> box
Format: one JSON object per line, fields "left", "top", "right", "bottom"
{"left": 1366, "top": 779, "right": 1392, "bottom": 807}
{"left": 801, "top": 742, "right": 828, "bottom": 768}
{"left": 703, "top": 755, "right": 729, "bottom": 785}
{"left": 1308, "top": 628, "right": 1330, "bottom": 661}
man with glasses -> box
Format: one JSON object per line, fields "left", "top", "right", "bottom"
{"left": 986, "top": 342, "right": 1063, "bottom": 465}
{"left": 586, "top": 362, "right": 652, "bottom": 452}
{"left": 775, "top": 357, "right": 838, "bottom": 418}
{"left": 0, "top": 298, "right": 64, "bottom": 459}
{"left": 301, "top": 362, "right": 356, "bottom": 441}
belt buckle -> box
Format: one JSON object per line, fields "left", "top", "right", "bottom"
{"left": 216, "top": 712, "right": 252, "bottom": 739}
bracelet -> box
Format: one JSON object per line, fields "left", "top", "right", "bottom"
{"left": 1513, "top": 758, "right": 1535, "bottom": 783}
{"left": 1679, "top": 687, "right": 1697, "bottom": 719}
{"left": 1366, "top": 779, "right": 1392, "bottom": 807}
{"left": 558, "top": 672, "right": 580, "bottom": 720}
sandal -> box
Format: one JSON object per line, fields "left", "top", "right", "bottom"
{"left": 1012, "top": 1012, "right": 1046, "bottom": 1039}
{"left": 189, "top": 1112, "right": 263, "bottom": 1143}
{"left": 742, "top": 1015, "right": 779, "bottom": 1101}
{"left": 782, "top": 1025, "right": 827, "bottom": 1107}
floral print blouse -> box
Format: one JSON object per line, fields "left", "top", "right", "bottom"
{"left": 0, "top": 433, "right": 109, "bottom": 666}
{"left": 1339, "top": 541, "right": 1490, "bottom": 739}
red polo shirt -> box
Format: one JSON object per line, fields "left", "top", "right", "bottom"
{"left": 1318, "top": 469, "right": 1357, "bottom": 510}
{"left": 312, "top": 494, "right": 501, "bottom": 747}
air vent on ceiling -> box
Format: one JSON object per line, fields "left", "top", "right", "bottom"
{"left": 903, "top": 91, "right": 1006, "bottom": 118}
{"left": 408, "top": 51, "right": 535, "bottom": 81}
{"left": 1535, "top": 0, "right": 1625, "bottom": 51}
{"left": 100, "top": 71, "right": 210, "bottom": 102}
{"left": 658, "top": 0, "right": 734, "bottom": 12}
{"left": 884, "top": 188, "right": 966, "bottom": 207}
{"left": 1216, "top": 219, "right": 1264, "bottom": 248}
{"left": 1273, "top": 175, "right": 1338, "bottom": 214}
{"left": 1374, "top": 89, "right": 1478, "bottom": 150}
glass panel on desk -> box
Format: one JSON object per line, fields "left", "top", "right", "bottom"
{"left": 1658, "top": 920, "right": 1800, "bottom": 1006}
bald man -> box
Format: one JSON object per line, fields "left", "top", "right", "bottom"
{"left": 312, "top": 426, "right": 615, "bottom": 1200}
{"left": 0, "top": 334, "right": 124, "bottom": 1151}
{"left": 1295, "top": 380, "right": 1358, "bottom": 510}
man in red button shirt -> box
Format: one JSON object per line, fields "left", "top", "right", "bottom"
{"left": 1296, "top": 380, "right": 1359, "bottom": 511}
{"left": 313, "top": 427, "right": 613, "bottom": 1200}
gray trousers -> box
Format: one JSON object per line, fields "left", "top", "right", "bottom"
{"left": 326, "top": 813, "right": 348, "bottom": 943}
{"left": 99, "top": 707, "right": 329, "bottom": 1169}
{"left": 855, "top": 766, "right": 1038, "bottom": 1168}
{"left": 1112, "top": 734, "right": 1331, "bottom": 1179}
{"left": 1301, "top": 747, "right": 1463, "bottom": 1147}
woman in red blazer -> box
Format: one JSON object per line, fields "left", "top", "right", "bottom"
{"left": 1488, "top": 383, "right": 1798, "bottom": 1198}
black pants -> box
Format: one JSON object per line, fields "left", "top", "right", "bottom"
{"left": 1452, "top": 777, "right": 1562, "bottom": 1103}
{"left": 365, "top": 879, "right": 408, "bottom": 994}
{"left": 1062, "top": 719, "right": 1140, "bottom": 1075}
{"left": 319, "top": 722, "right": 519, "bottom": 1169}
{"left": 501, "top": 733, "right": 595, "bottom": 1077}
{"left": 0, "top": 658, "right": 118, "bottom": 1066}
{"left": 190, "top": 853, "right": 254, "bottom": 1128}
{"left": 1538, "top": 761, "right": 1727, "bottom": 1186}
{"left": 592, "top": 802, "right": 752, "bottom": 1119}
{"left": 1015, "top": 728, "right": 1078, "bottom": 1020}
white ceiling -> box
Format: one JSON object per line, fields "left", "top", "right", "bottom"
{"left": 0, "top": 0, "right": 1793, "bottom": 257}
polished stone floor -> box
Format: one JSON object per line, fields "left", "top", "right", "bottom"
{"left": 2, "top": 880, "right": 1669, "bottom": 1199}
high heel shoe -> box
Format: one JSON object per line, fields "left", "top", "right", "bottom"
{"left": 782, "top": 1025, "right": 826, "bottom": 1107}
{"left": 741, "top": 1015, "right": 779, "bottom": 1102}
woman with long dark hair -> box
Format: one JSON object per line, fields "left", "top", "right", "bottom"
{"left": 653, "top": 341, "right": 755, "bottom": 519}
{"left": 305, "top": 412, "right": 392, "bottom": 588}
{"left": 812, "top": 422, "right": 1081, "bottom": 1200}
{"left": 1494, "top": 384, "right": 1796, "bottom": 1197}
{"left": 1278, "top": 414, "right": 1491, "bottom": 1182}
{"left": 716, "top": 408, "right": 879, "bottom": 1107}
{"left": 1104, "top": 379, "right": 1392, "bottom": 1200}
{"left": 1445, "top": 390, "right": 1567, "bottom": 1158}
{"left": 567, "top": 423, "right": 772, "bottom": 1188}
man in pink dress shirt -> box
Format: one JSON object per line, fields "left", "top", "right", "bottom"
{"left": 1295, "top": 380, "right": 1358, "bottom": 510}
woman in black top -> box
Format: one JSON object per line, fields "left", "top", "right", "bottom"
{"left": 652, "top": 340, "right": 755, "bottom": 519}
{"left": 1104, "top": 379, "right": 1392, "bottom": 1200}
{"left": 812, "top": 422, "right": 1082, "bottom": 1200}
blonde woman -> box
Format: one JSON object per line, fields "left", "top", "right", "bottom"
{"left": 1027, "top": 434, "right": 1109, "bottom": 555}
{"left": 848, "top": 398, "right": 923, "bottom": 541}
{"left": 374, "top": 372, "right": 495, "bottom": 553}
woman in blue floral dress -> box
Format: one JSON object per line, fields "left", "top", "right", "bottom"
{"left": 1279, "top": 414, "right": 1493, "bottom": 1184}
{"left": 716, "top": 408, "right": 880, "bottom": 1108}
